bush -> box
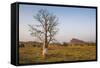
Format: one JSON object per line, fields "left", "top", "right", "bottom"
{"left": 62, "top": 42, "right": 68, "bottom": 46}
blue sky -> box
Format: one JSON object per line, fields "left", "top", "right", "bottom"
{"left": 19, "top": 4, "right": 96, "bottom": 42}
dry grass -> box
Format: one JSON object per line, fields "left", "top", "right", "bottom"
{"left": 19, "top": 44, "right": 96, "bottom": 64}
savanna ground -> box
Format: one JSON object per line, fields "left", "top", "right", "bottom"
{"left": 19, "top": 44, "right": 96, "bottom": 64}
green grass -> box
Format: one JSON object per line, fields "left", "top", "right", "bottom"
{"left": 19, "top": 45, "right": 96, "bottom": 64}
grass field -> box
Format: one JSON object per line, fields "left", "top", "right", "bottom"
{"left": 19, "top": 44, "right": 96, "bottom": 64}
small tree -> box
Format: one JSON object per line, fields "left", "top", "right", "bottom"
{"left": 62, "top": 42, "right": 68, "bottom": 46}
{"left": 28, "top": 9, "right": 59, "bottom": 58}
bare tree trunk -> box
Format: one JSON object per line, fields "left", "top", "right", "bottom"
{"left": 42, "top": 42, "right": 48, "bottom": 58}
{"left": 42, "top": 34, "right": 48, "bottom": 58}
{"left": 42, "top": 21, "right": 48, "bottom": 58}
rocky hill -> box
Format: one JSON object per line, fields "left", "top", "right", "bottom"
{"left": 70, "top": 38, "right": 87, "bottom": 45}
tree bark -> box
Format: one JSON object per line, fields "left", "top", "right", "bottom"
{"left": 42, "top": 20, "right": 48, "bottom": 58}
{"left": 42, "top": 34, "right": 48, "bottom": 58}
{"left": 42, "top": 43, "right": 48, "bottom": 58}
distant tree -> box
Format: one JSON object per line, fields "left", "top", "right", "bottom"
{"left": 62, "top": 42, "right": 68, "bottom": 46}
{"left": 28, "top": 9, "right": 59, "bottom": 58}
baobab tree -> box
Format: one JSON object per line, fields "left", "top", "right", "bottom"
{"left": 28, "top": 9, "right": 59, "bottom": 58}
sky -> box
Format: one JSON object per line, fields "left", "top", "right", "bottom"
{"left": 19, "top": 4, "right": 96, "bottom": 43}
